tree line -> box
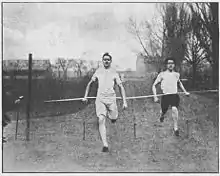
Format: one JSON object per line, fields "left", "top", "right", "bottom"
{"left": 128, "top": 2, "right": 219, "bottom": 89}
{"left": 3, "top": 58, "right": 100, "bottom": 81}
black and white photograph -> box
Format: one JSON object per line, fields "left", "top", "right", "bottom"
{"left": 2, "top": 1, "right": 219, "bottom": 173}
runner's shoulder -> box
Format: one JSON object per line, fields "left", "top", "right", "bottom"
{"left": 173, "top": 71, "right": 180, "bottom": 77}
{"left": 158, "top": 71, "right": 166, "bottom": 77}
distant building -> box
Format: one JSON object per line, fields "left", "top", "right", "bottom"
{"left": 136, "top": 53, "right": 158, "bottom": 76}
{"left": 136, "top": 53, "right": 146, "bottom": 76}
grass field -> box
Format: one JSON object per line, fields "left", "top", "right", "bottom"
{"left": 3, "top": 78, "right": 219, "bottom": 172}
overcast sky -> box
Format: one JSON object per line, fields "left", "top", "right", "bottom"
{"left": 3, "top": 3, "right": 160, "bottom": 70}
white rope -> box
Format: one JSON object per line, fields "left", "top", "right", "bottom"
{"left": 44, "top": 89, "right": 218, "bottom": 103}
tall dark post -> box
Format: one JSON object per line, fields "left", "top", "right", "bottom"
{"left": 186, "top": 120, "right": 189, "bottom": 138}
{"left": 26, "top": 53, "right": 32, "bottom": 141}
{"left": 83, "top": 121, "right": 86, "bottom": 140}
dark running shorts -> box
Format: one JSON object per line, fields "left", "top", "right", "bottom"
{"left": 161, "top": 94, "right": 180, "bottom": 114}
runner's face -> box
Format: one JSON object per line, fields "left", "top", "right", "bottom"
{"left": 166, "top": 60, "right": 175, "bottom": 71}
{"left": 102, "top": 56, "right": 112, "bottom": 68}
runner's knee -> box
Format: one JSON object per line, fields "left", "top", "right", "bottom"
{"left": 98, "top": 115, "right": 105, "bottom": 124}
{"left": 171, "top": 106, "right": 178, "bottom": 116}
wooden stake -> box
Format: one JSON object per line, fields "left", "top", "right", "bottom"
{"left": 186, "top": 119, "right": 189, "bottom": 138}
{"left": 15, "top": 111, "right": 19, "bottom": 140}
{"left": 83, "top": 121, "right": 86, "bottom": 140}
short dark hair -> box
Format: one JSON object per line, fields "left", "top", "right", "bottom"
{"left": 164, "top": 57, "right": 176, "bottom": 64}
{"left": 102, "top": 52, "right": 112, "bottom": 60}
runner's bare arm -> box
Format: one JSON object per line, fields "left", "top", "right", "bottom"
{"left": 178, "top": 80, "right": 189, "bottom": 95}
{"left": 115, "top": 73, "right": 127, "bottom": 107}
{"left": 152, "top": 73, "right": 161, "bottom": 99}
{"left": 118, "top": 83, "right": 126, "bottom": 100}
{"left": 118, "top": 83, "right": 127, "bottom": 108}
{"left": 83, "top": 79, "right": 96, "bottom": 99}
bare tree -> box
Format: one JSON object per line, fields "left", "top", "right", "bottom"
{"left": 188, "top": 2, "right": 219, "bottom": 88}
{"left": 54, "top": 62, "right": 61, "bottom": 79}
{"left": 4, "top": 60, "right": 23, "bottom": 80}
{"left": 127, "top": 16, "right": 151, "bottom": 57}
{"left": 2, "top": 61, "right": 8, "bottom": 80}
{"left": 13, "top": 60, "right": 24, "bottom": 80}
{"left": 185, "top": 30, "right": 207, "bottom": 87}
{"left": 127, "top": 15, "right": 164, "bottom": 71}
{"left": 70, "top": 59, "right": 87, "bottom": 78}
{"left": 76, "top": 60, "right": 84, "bottom": 77}
{"left": 56, "top": 58, "right": 72, "bottom": 80}
{"left": 162, "top": 3, "right": 192, "bottom": 73}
